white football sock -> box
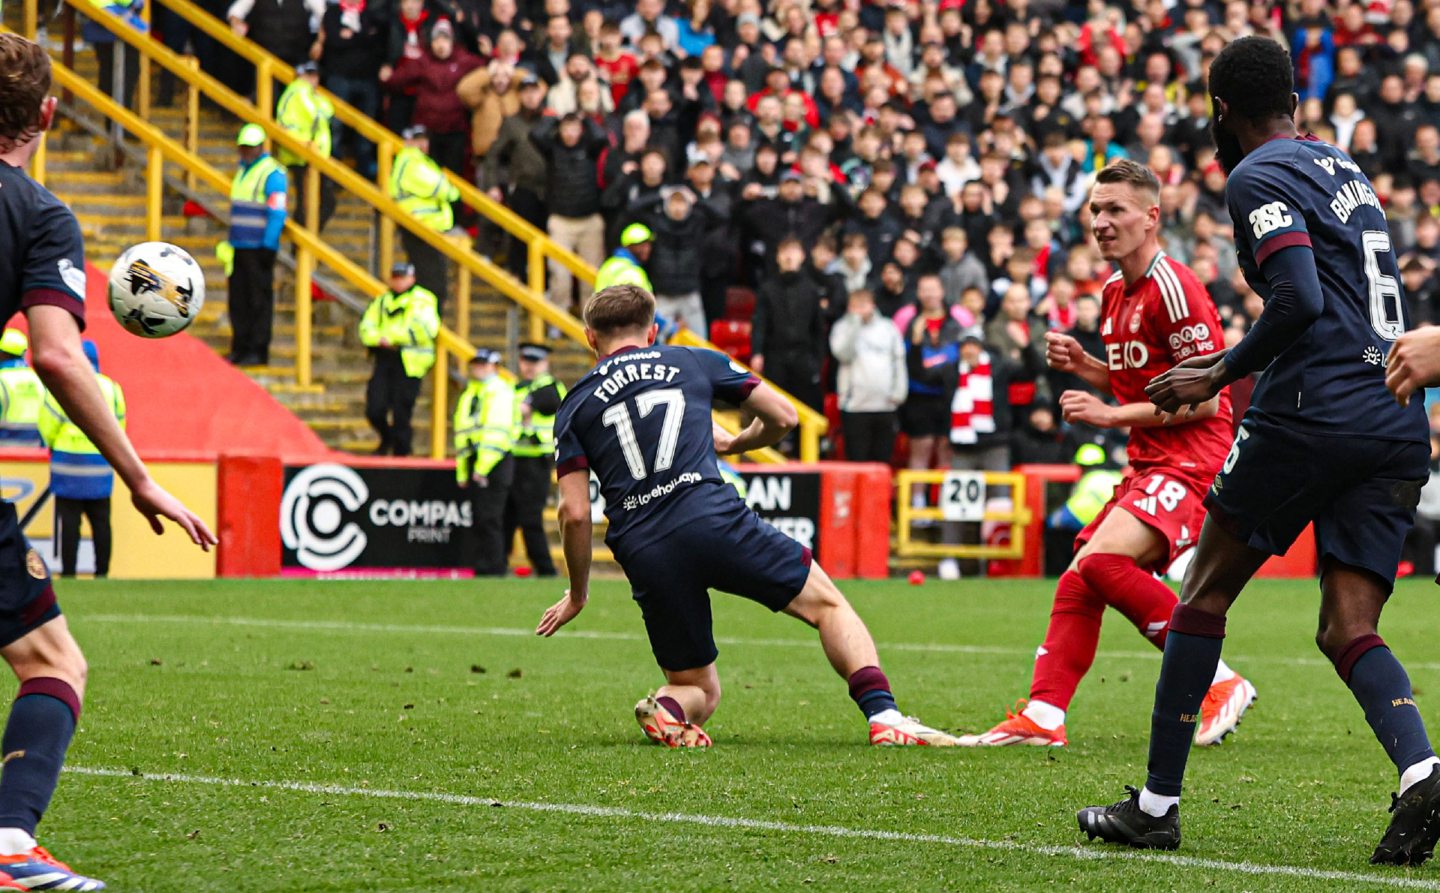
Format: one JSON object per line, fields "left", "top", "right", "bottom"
{"left": 1137, "top": 787, "right": 1179, "bottom": 818}
{"left": 1211, "top": 660, "right": 1237, "bottom": 686}
{"left": 1022, "top": 699, "right": 1065, "bottom": 731}
{"left": 869, "top": 708, "right": 904, "bottom": 726}
{"left": 1400, "top": 757, "right": 1440, "bottom": 796}
{"left": 0, "top": 828, "right": 35, "bottom": 856}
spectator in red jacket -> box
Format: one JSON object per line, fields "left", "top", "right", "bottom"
{"left": 384, "top": 18, "right": 483, "bottom": 175}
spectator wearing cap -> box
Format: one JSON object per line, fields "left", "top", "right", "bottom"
{"left": 506, "top": 342, "right": 566, "bottom": 577}
{"left": 593, "top": 223, "right": 653, "bottom": 293}
{"left": 483, "top": 72, "right": 549, "bottom": 281}
{"left": 454, "top": 349, "right": 515, "bottom": 577}
{"left": 830, "top": 288, "right": 907, "bottom": 464}
{"left": 529, "top": 110, "right": 608, "bottom": 308}
{"left": 391, "top": 125, "right": 461, "bottom": 311}
{"left": 637, "top": 185, "right": 722, "bottom": 335}
{"left": 275, "top": 61, "right": 336, "bottom": 233}
{"left": 226, "top": 123, "right": 288, "bottom": 366}
{"left": 318, "top": 0, "right": 387, "bottom": 175}
{"left": 384, "top": 18, "right": 484, "bottom": 177}
{"left": 358, "top": 261, "right": 440, "bottom": 457}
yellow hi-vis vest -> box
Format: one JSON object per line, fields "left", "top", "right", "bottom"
{"left": 1065, "top": 469, "right": 1124, "bottom": 525}
{"left": 230, "top": 154, "right": 287, "bottom": 247}
{"left": 390, "top": 146, "right": 459, "bottom": 233}
{"left": 358, "top": 285, "right": 440, "bottom": 378}
{"left": 593, "top": 250, "right": 652, "bottom": 292}
{"left": 511, "top": 373, "right": 566, "bottom": 459}
{"left": 0, "top": 365, "right": 45, "bottom": 446}
{"left": 454, "top": 375, "right": 515, "bottom": 482}
{"left": 275, "top": 78, "right": 334, "bottom": 167}
{"left": 37, "top": 373, "right": 125, "bottom": 500}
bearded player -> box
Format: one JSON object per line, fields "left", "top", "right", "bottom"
{"left": 1080, "top": 37, "right": 1440, "bottom": 864}
{"left": 0, "top": 33, "right": 217, "bottom": 891}
{"left": 536, "top": 284, "right": 958, "bottom": 748}
{"left": 959, "top": 160, "right": 1255, "bottom": 748}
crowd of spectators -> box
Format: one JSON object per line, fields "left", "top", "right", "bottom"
{"left": 149, "top": 0, "right": 1440, "bottom": 479}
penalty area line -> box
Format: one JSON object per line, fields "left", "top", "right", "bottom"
{"left": 65, "top": 765, "right": 1440, "bottom": 890}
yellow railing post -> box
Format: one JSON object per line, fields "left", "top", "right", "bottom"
{"left": 22, "top": 0, "right": 36, "bottom": 39}
{"left": 377, "top": 142, "right": 394, "bottom": 275}
{"left": 145, "top": 145, "right": 163, "bottom": 241}
{"left": 137, "top": 0, "right": 152, "bottom": 122}
{"left": 184, "top": 56, "right": 199, "bottom": 192}
{"left": 799, "top": 423, "right": 819, "bottom": 464}
{"left": 255, "top": 58, "right": 273, "bottom": 119}
{"left": 430, "top": 346, "right": 448, "bottom": 459}
{"left": 303, "top": 164, "right": 319, "bottom": 231}
{"left": 30, "top": 129, "right": 46, "bottom": 186}
{"left": 456, "top": 265, "right": 471, "bottom": 342}
{"left": 295, "top": 248, "right": 313, "bottom": 386}
{"left": 527, "top": 240, "right": 546, "bottom": 343}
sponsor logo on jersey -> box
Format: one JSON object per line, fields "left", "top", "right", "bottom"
{"left": 1129, "top": 309, "right": 1143, "bottom": 333}
{"left": 1248, "top": 201, "right": 1293, "bottom": 239}
{"left": 1313, "top": 156, "right": 1361, "bottom": 177}
{"left": 57, "top": 258, "right": 86, "bottom": 299}
{"left": 1363, "top": 345, "right": 1384, "bottom": 366}
{"left": 1105, "top": 340, "right": 1150, "bottom": 370}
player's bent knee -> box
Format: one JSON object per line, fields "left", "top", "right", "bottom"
{"left": 784, "top": 564, "right": 847, "bottom": 628}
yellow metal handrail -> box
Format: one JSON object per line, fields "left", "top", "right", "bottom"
{"left": 84, "top": 0, "right": 828, "bottom": 460}
{"left": 893, "top": 470, "right": 1030, "bottom": 560}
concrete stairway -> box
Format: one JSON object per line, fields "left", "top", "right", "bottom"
{"left": 51, "top": 46, "right": 598, "bottom": 456}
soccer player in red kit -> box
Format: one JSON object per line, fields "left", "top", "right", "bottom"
{"left": 960, "top": 160, "right": 1255, "bottom": 747}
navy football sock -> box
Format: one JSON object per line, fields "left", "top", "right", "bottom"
{"left": 1145, "top": 604, "right": 1226, "bottom": 798}
{"left": 848, "top": 666, "right": 898, "bottom": 720}
{"left": 1339, "top": 636, "right": 1437, "bottom": 774}
{"left": 0, "top": 679, "right": 80, "bottom": 836}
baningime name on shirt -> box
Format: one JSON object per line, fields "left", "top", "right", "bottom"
{"left": 1329, "top": 179, "right": 1381, "bottom": 224}
{"left": 590, "top": 355, "right": 682, "bottom": 404}
{"left": 621, "top": 471, "right": 702, "bottom": 511}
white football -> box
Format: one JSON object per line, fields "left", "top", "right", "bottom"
{"left": 107, "top": 241, "right": 205, "bottom": 338}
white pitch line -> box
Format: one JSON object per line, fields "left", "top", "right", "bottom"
{"left": 79, "top": 612, "right": 1440, "bottom": 672}
{"left": 64, "top": 765, "right": 1440, "bottom": 891}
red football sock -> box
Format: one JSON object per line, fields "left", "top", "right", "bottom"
{"left": 1076, "top": 553, "right": 1178, "bottom": 650}
{"left": 1028, "top": 570, "right": 1105, "bottom": 711}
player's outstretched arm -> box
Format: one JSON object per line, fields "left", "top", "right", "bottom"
{"left": 1059, "top": 388, "right": 1219, "bottom": 429}
{"left": 1386, "top": 327, "right": 1440, "bottom": 407}
{"left": 714, "top": 382, "right": 799, "bottom": 455}
{"left": 26, "top": 305, "right": 217, "bottom": 549}
{"left": 536, "top": 470, "right": 591, "bottom": 637}
{"left": 1045, "top": 331, "right": 1112, "bottom": 396}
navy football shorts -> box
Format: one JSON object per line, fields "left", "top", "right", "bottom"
{"left": 0, "top": 502, "right": 60, "bottom": 647}
{"left": 1205, "top": 414, "right": 1428, "bottom": 589}
{"left": 610, "top": 503, "right": 813, "bottom": 671}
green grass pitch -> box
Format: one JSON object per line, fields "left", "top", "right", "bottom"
{"left": 35, "top": 576, "right": 1440, "bottom": 891}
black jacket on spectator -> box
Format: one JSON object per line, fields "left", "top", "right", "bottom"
{"left": 321, "top": 4, "right": 387, "bottom": 79}
{"left": 752, "top": 270, "right": 827, "bottom": 360}
{"left": 692, "top": 182, "right": 737, "bottom": 281}
{"left": 741, "top": 196, "right": 841, "bottom": 267}
{"left": 529, "top": 116, "right": 609, "bottom": 218}
{"left": 1011, "top": 417, "right": 1075, "bottom": 466}
{"left": 245, "top": 0, "right": 312, "bottom": 66}
{"left": 842, "top": 212, "right": 902, "bottom": 270}
{"left": 633, "top": 195, "right": 721, "bottom": 296}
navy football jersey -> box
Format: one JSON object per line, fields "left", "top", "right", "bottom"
{"left": 554, "top": 345, "right": 760, "bottom": 545}
{"left": 1227, "top": 136, "right": 1426, "bottom": 443}
{"left": 0, "top": 161, "right": 87, "bottom": 328}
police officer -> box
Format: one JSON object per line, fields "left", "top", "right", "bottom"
{"left": 359, "top": 261, "right": 440, "bottom": 456}
{"left": 0, "top": 329, "right": 44, "bottom": 447}
{"left": 593, "top": 223, "right": 653, "bottom": 292}
{"left": 37, "top": 342, "right": 123, "bottom": 578}
{"left": 276, "top": 61, "right": 336, "bottom": 232}
{"left": 390, "top": 125, "right": 460, "bottom": 310}
{"left": 505, "top": 342, "right": 566, "bottom": 577}
{"left": 226, "top": 123, "right": 288, "bottom": 366}
{"left": 455, "top": 350, "right": 515, "bottom": 576}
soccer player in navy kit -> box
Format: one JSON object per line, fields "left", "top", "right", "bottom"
{"left": 0, "top": 35, "right": 217, "bottom": 890}
{"left": 1078, "top": 37, "right": 1440, "bottom": 864}
{"left": 535, "top": 284, "right": 957, "bottom": 747}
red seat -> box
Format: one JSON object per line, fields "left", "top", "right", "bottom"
{"left": 708, "top": 319, "right": 752, "bottom": 363}
{"left": 725, "top": 287, "right": 756, "bottom": 320}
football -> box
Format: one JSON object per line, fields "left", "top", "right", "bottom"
{"left": 107, "top": 241, "right": 205, "bottom": 338}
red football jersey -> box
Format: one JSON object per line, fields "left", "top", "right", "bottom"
{"left": 1099, "top": 250, "right": 1233, "bottom": 483}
